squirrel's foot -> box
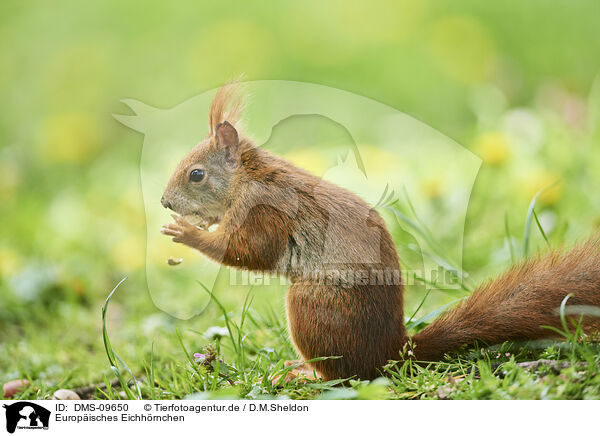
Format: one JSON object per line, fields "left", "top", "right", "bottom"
{"left": 270, "top": 360, "right": 319, "bottom": 386}
{"left": 161, "top": 214, "right": 203, "bottom": 247}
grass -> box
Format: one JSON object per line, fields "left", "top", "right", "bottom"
{"left": 93, "top": 268, "right": 600, "bottom": 400}
{"left": 92, "top": 191, "right": 600, "bottom": 400}
{"left": 3, "top": 186, "right": 600, "bottom": 400}
{"left": 98, "top": 278, "right": 349, "bottom": 400}
{"left": 1, "top": 0, "right": 600, "bottom": 402}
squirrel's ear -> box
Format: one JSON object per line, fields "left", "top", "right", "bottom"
{"left": 215, "top": 121, "right": 239, "bottom": 165}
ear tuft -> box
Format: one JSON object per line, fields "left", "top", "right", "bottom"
{"left": 208, "top": 80, "right": 245, "bottom": 136}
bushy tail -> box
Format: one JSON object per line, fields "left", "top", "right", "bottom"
{"left": 412, "top": 237, "right": 600, "bottom": 361}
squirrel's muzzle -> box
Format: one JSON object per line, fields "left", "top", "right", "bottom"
{"left": 161, "top": 195, "right": 173, "bottom": 211}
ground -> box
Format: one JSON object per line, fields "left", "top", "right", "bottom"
{"left": 2, "top": 0, "right": 600, "bottom": 401}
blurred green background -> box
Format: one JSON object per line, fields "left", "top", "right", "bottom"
{"left": 1, "top": 0, "right": 600, "bottom": 392}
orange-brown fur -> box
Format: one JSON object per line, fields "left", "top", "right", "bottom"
{"left": 161, "top": 83, "right": 600, "bottom": 381}
{"left": 413, "top": 238, "right": 600, "bottom": 361}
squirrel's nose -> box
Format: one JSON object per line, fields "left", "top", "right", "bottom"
{"left": 161, "top": 195, "right": 173, "bottom": 210}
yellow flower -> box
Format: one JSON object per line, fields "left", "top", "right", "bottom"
{"left": 0, "top": 247, "right": 22, "bottom": 277}
{"left": 475, "top": 132, "right": 510, "bottom": 166}
{"left": 360, "top": 144, "right": 403, "bottom": 177}
{"left": 110, "top": 237, "right": 144, "bottom": 271}
{"left": 285, "top": 148, "right": 328, "bottom": 176}
{"left": 520, "top": 171, "right": 562, "bottom": 206}
{"left": 37, "top": 113, "right": 101, "bottom": 163}
{"left": 421, "top": 176, "right": 443, "bottom": 199}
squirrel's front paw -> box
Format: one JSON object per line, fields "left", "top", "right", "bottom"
{"left": 161, "top": 214, "right": 203, "bottom": 247}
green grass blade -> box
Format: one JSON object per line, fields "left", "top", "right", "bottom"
{"left": 523, "top": 183, "right": 557, "bottom": 256}
{"left": 407, "top": 296, "right": 467, "bottom": 330}
{"left": 406, "top": 288, "right": 432, "bottom": 325}
{"left": 101, "top": 276, "right": 127, "bottom": 367}
{"left": 504, "top": 211, "right": 515, "bottom": 264}
{"left": 101, "top": 277, "right": 142, "bottom": 399}
{"left": 532, "top": 209, "right": 550, "bottom": 248}
{"left": 197, "top": 281, "right": 239, "bottom": 355}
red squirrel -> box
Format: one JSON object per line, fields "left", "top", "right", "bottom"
{"left": 161, "top": 83, "right": 600, "bottom": 381}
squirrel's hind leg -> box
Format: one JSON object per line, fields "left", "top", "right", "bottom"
{"left": 286, "top": 280, "right": 406, "bottom": 381}
{"left": 270, "top": 360, "right": 320, "bottom": 386}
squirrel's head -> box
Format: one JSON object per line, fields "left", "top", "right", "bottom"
{"left": 161, "top": 83, "right": 245, "bottom": 228}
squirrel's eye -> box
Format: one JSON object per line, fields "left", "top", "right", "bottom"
{"left": 189, "top": 169, "right": 205, "bottom": 182}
